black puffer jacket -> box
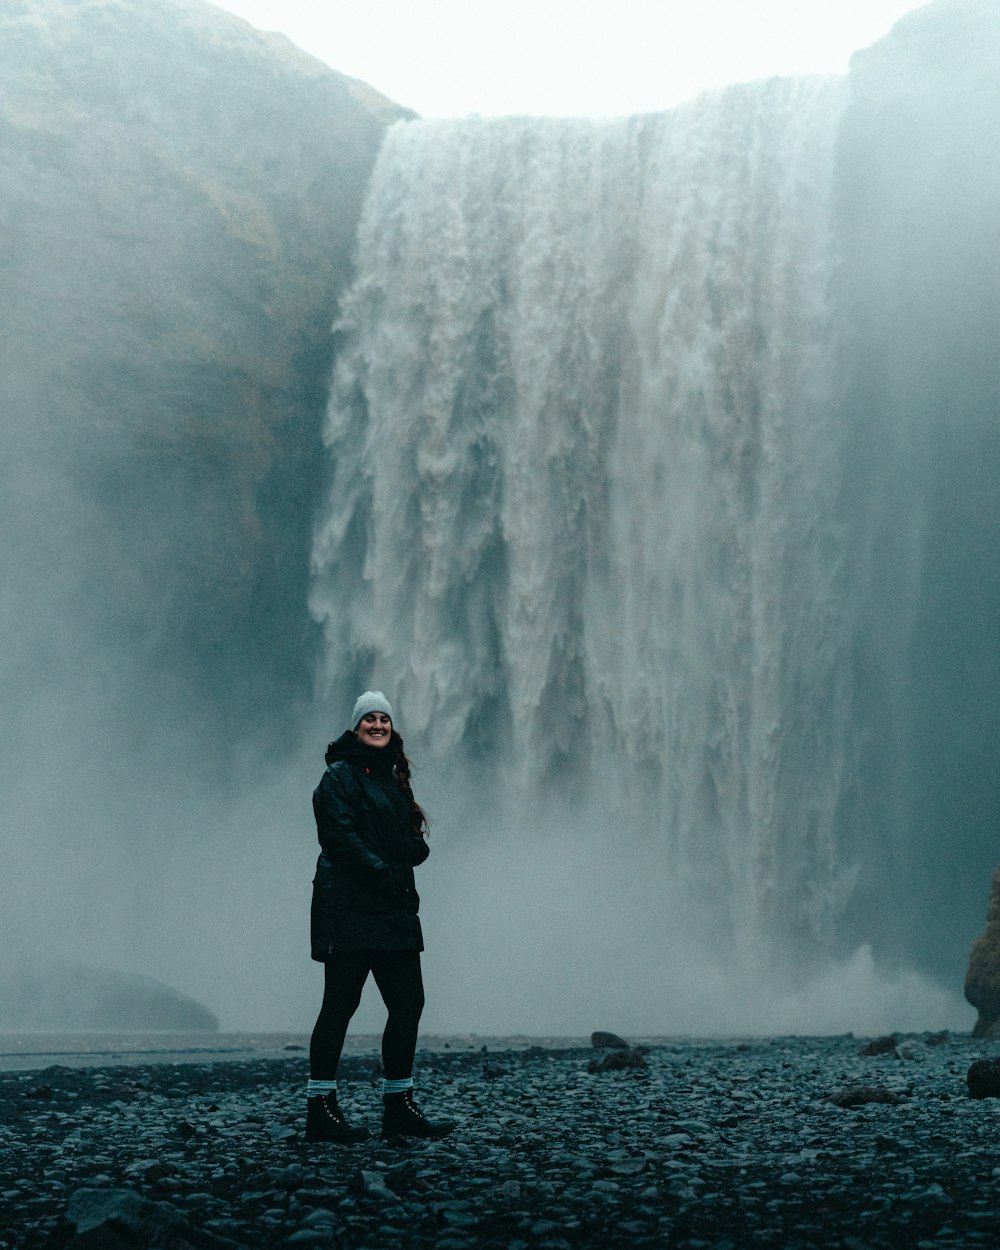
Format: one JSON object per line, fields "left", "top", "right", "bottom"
{"left": 310, "top": 731, "right": 429, "bottom": 959}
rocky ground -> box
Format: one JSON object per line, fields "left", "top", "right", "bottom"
{"left": 4, "top": 1032, "right": 1000, "bottom": 1249}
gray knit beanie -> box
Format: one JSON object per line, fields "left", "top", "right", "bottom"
{"left": 351, "top": 690, "right": 393, "bottom": 728}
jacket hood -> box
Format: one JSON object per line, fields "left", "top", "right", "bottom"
{"left": 325, "top": 729, "right": 395, "bottom": 773}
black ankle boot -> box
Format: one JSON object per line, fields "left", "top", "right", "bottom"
{"left": 305, "top": 1093, "right": 370, "bottom": 1143}
{"left": 381, "top": 1089, "right": 456, "bottom": 1140}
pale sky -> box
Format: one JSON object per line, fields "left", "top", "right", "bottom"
{"left": 208, "top": 0, "right": 924, "bottom": 117}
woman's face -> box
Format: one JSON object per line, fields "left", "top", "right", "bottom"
{"left": 356, "top": 712, "right": 392, "bottom": 749}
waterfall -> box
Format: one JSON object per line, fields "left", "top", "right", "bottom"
{"left": 311, "top": 76, "right": 870, "bottom": 980}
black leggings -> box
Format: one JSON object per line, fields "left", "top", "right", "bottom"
{"left": 310, "top": 950, "right": 425, "bottom": 1081}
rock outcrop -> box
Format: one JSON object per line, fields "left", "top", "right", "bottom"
{"left": 0, "top": 958, "right": 219, "bottom": 1030}
{"left": 965, "top": 867, "right": 1000, "bottom": 1036}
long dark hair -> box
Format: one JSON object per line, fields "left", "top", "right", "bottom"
{"left": 389, "top": 728, "right": 429, "bottom": 838}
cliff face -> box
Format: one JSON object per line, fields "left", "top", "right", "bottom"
{"left": 832, "top": 0, "right": 1000, "bottom": 977}
{"left": 0, "top": 0, "right": 406, "bottom": 753}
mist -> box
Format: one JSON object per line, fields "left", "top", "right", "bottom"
{"left": 3, "top": 0, "right": 999, "bottom": 1040}
{"left": 0, "top": 0, "right": 386, "bottom": 1032}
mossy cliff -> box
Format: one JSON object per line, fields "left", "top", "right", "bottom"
{"left": 0, "top": 0, "right": 408, "bottom": 752}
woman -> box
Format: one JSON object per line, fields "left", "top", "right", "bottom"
{"left": 307, "top": 690, "right": 455, "bottom": 1143}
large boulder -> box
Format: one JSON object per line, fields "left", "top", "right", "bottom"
{"left": 64, "top": 1186, "right": 233, "bottom": 1249}
{"left": 965, "top": 867, "right": 1000, "bottom": 1036}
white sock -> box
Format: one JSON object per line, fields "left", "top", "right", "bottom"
{"left": 307, "top": 1079, "right": 338, "bottom": 1097}
{"left": 382, "top": 1077, "right": 414, "bottom": 1095}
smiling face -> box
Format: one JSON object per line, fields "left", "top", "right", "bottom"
{"left": 356, "top": 711, "right": 392, "bottom": 748}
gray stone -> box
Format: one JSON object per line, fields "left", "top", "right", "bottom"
{"left": 268, "top": 1165, "right": 307, "bottom": 1190}
{"left": 60, "top": 1186, "right": 238, "bottom": 1248}
{"left": 827, "top": 1086, "right": 906, "bottom": 1107}
{"left": 609, "top": 1159, "right": 647, "bottom": 1175}
{"left": 301, "top": 1207, "right": 337, "bottom": 1226}
{"left": 858, "top": 1035, "right": 899, "bottom": 1057}
{"left": 967, "top": 1058, "right": 1000, "bottom": 1099}
{"left": 352, "top": 1169, "right": 400, "bottom": 1202}
{"left": 587, "top": 1049, "right": 647, "bottom": 1073}
{"left": 591, "top": 1032, "right": 631, "bottom": 1049}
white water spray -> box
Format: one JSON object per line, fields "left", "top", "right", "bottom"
{"left": 311, "top": 78, "right": 967, "bottom": 1031}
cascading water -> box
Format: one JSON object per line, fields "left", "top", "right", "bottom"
{"left": 310, "top": 75, "right": 963, "bottom": 1030}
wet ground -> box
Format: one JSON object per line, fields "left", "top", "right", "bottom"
{"left": 4, "top": 1031, "right": 1000, "bottom": 1249}
{"left": 0, "top": 1034, "right": 603, "bottom": 1074}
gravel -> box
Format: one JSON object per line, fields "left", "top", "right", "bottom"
{"left": 3, "top": 1032, "right": 1000, "bottom": 1248}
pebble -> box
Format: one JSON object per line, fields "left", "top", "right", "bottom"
{"left": 3, "top": 1035, "right": 1000, "bottom": 1248}
{"left": 353, "top": 1169, "right": 400, "bottom": 1202}
{"left": 827, "top": 1085, "right": 907, "bottom": 1107}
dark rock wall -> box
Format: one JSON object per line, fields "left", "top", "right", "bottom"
{"left": 0, "top": 0, "right": 405, "bottom": 758}
{"left": 833, "top": 0, "right": 1000, "bottom": 976}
